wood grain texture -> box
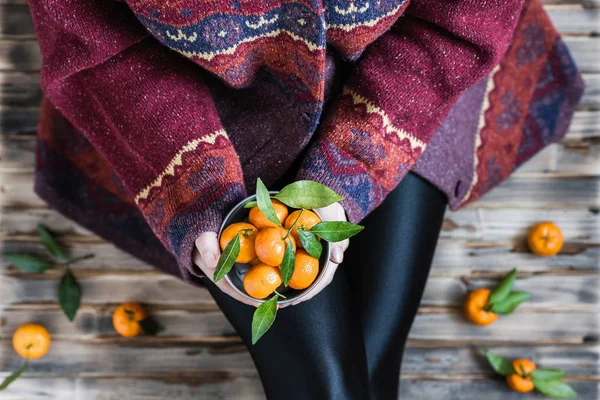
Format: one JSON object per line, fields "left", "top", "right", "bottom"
{"left": 0, "top": 3, "right": 598, "bottom": 399}
{"left": 0, "top": 377, "right": 597, "bottom": 400}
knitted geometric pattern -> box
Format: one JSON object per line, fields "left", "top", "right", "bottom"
{"left": 29, "top": 0, "right": 583, "bottom": 278}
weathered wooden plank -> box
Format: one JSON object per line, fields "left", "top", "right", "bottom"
{"left": 0, "top": 342, "right": 596, "bottom": 379}
{"left": 398, "top": 381, "right": 598, "bottom": 400}
{"left": 0, "top": 3, "right": 34, "bottom": 38}
{"left": 424, "top": 275, "right": 600, "bottom": 309}
{"left": 546, "top": 8, "right": 600, "bottom": 33}
{"left": 441, "top": 207, "right": 600, "bottom": 242}
{"left": 581, "top": 73, "right": 600, "bottom": 106}
{"left": 542, "top": 0, "right": 600, "bottom": 6}
{"left": 1, "top": 273, "right": 598, "bottom": 309}
{"left": 475, "top": 177, "right": 600, "bottom": 208}
{"left": 0, "top": 105, "right": 39, "bottom": 135}
{"left": 0, "top": 275, "right": 214, "bottom": 307}
{"left": 514, "top": 141, "right": 600, "bottom": 176}
{"left": 0, "top": 241, "right": 155, "bottom": 272}
{"left": 1, "top": 376, "right": 596, "bottom": 400}
{"left": 0, "top": 72, "right": 41, "bottom": 106}
{"left": 563, "top": 36, "right": 600, "bottom": 72}
{"left": 431, "top": 241, "right": 600, "bottom": 274}
{"left": 564, "top": 110, "right": 600, "bottom": 139}
{"left": 1, "top": 298, "right": 597, "bottom": 345}
{"left": 0, "top": 39, "right": 41, "bottom": 71}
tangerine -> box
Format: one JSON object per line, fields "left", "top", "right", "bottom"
{"left": 528, "top": 222, "right": 564, "bottom": 257}
{"left": 219, "top": 222, "right": 258, "bottom": 263}
{"left": 506, "top": 374, "right": 535, "bottom": 393}
{"left": 12, "top": 323, "right": 51, "bottom": 359}
{"left": 243, "top": 263, "right": 283, "bottom": 299}
{"left": 255, "top": 227, "right": 296, "bottom": 266}
{"left": 284, "top": 210, "right": 321, "bottom": 247}
{"left": 506, "top": 359, "right": 536, "bottom": 393}
{"left": 463, "top": 288, "right": 498, "bottom": 326}
{"left": 249, "top": 200, "right": 289, "bottom": 229}
{"left": 288, "top": 250, "right": 319, "bottom": 290}
{"left": 112, "top": 302, "right": 147, "bottom": 337}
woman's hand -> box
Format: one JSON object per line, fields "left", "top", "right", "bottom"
{"left": 289, "top": 202, "right": 349, "bottom": 306}
{"left": 192, "top": 233, "right": 260, "bottom": 307}
{"left": 193, "top": 202, "right": 349, "bottom": 308}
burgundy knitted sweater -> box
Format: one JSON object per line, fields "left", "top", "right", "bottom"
{"left": 30, "top": 0, "right": 583, "bottom": 283}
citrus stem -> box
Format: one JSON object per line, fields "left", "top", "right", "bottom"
{"left": 239, "top": 228, "right": 254, "bottom": 239}
{"left": 273, "top": 290, "right": 286, "bottom": 299}
{"left": 283, "top": 209, "right": 305, "bottom": 241}
{"left": 59, "top": 253, "right": 94, "bottom": 266}
{"left": 483, "top": 303, "right": 493, "bottom": 312}
{"left": 519, "top": 365, "right": 527, "bottom": 377}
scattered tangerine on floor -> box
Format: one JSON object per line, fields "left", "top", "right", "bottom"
{"left": 506, "top": 359, "right": 536, "bottom": 393}
{"left": 243, "top": 263, "right": 283, "bottom": 299}
{"left": 288, "top": 249, "right": 319, "bottom": 290}
{"left": 463, "top": 288, "right": 498, "bottom": 326}
{"left": 113, "top": 302, "right": 147, "bottom": 337}
{"left": 527, "top": 221, "right": 563, "bottom": 257}
{"left": 12, "top": 323, "right": 51, "bottom": 359}
{"left": 255, "top": 226, "right": 296, "bottom": 266}
{"left": 284, "top": 210, "right": 321, "bottom": 247}
{"left": 249, "top": 200, "right": 289, "bottom": 229}
{"left": 219, "top": 222, "right": 258, "bottom": 263}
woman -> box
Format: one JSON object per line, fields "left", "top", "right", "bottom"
{"left": 30, "top": 0, "right": 583, "bottom": 398}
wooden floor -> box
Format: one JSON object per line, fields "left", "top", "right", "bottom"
{"left": 0, "top": 1, "right": 599, "bottom": 399}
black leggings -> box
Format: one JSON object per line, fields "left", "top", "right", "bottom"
{"left": 206, "top": 172, "right": 448, "bottom": 399}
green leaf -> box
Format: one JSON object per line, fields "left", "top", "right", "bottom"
{"left": 58, "top": 267, "right": 81, "bottom": 321}
{"left": 484, "top": 349, "right": 515, "bottom": 376}
{"left": 0, "top": 360, "right": 28, "bottom": 391}
{"left": 139, "top": 317, "right": 164, "bottom": 336}
{"left": 37, "top": 224, "right": 68, "bottom": 260}
{"left": 297, "top": 229, "right": 322, "bottom": 259}
{"left": 531, "top": 369, "right": 567, "bottom": 381}
{"left": 213, "top": 232, "right": 241, "bottom": 282}
{"left": 2, "top": 254, "right": 53, "bottom": 273}
{"left": 490, "top": 291, "right": 531, "bottom": 315}
{"left": 274, "top": 180, "right": 343, "bottom": 209}
{"left": 256, "top": 178, "right": 281, "bottom": 226}
{"left": 488, "top": 268, "right": 517, "bottom": 306}
{"left": 252, "top": 296, "right": 278, "bottom": 345}
{"left": 533, "top": 379, "right": 578, "bottom": 398}
{"left": 280, "top": 240, "right": 296, "bottom": 286}
{"left": 309, "top": 221, "right": 364, "bottom": 242}
{"left": 243, "top": 200, "right": 258, "bottom": 209}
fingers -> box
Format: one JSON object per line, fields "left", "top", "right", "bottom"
{"left": 193, "top": 232, "right": 259, "bottom": 307}
{"left": 195, "top": 232, "right": 219, "bottom": 269}
{"left": 329, "top": 238, "right": 349, "bottom": 264}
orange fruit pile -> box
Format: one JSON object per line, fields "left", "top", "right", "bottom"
{"left": 220, "top": 200, "right": 321, "bottom": 299}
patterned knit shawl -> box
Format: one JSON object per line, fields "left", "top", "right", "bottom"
{"left": 30, "top": 0, "right": 584, "bottom": 281}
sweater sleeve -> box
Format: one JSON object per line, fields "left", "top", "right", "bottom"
{"left": 29, "top": 0, "right": 247, "bottom": 277}
{"left": 297, "top": 0, "right": 525, "bottom": 223}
